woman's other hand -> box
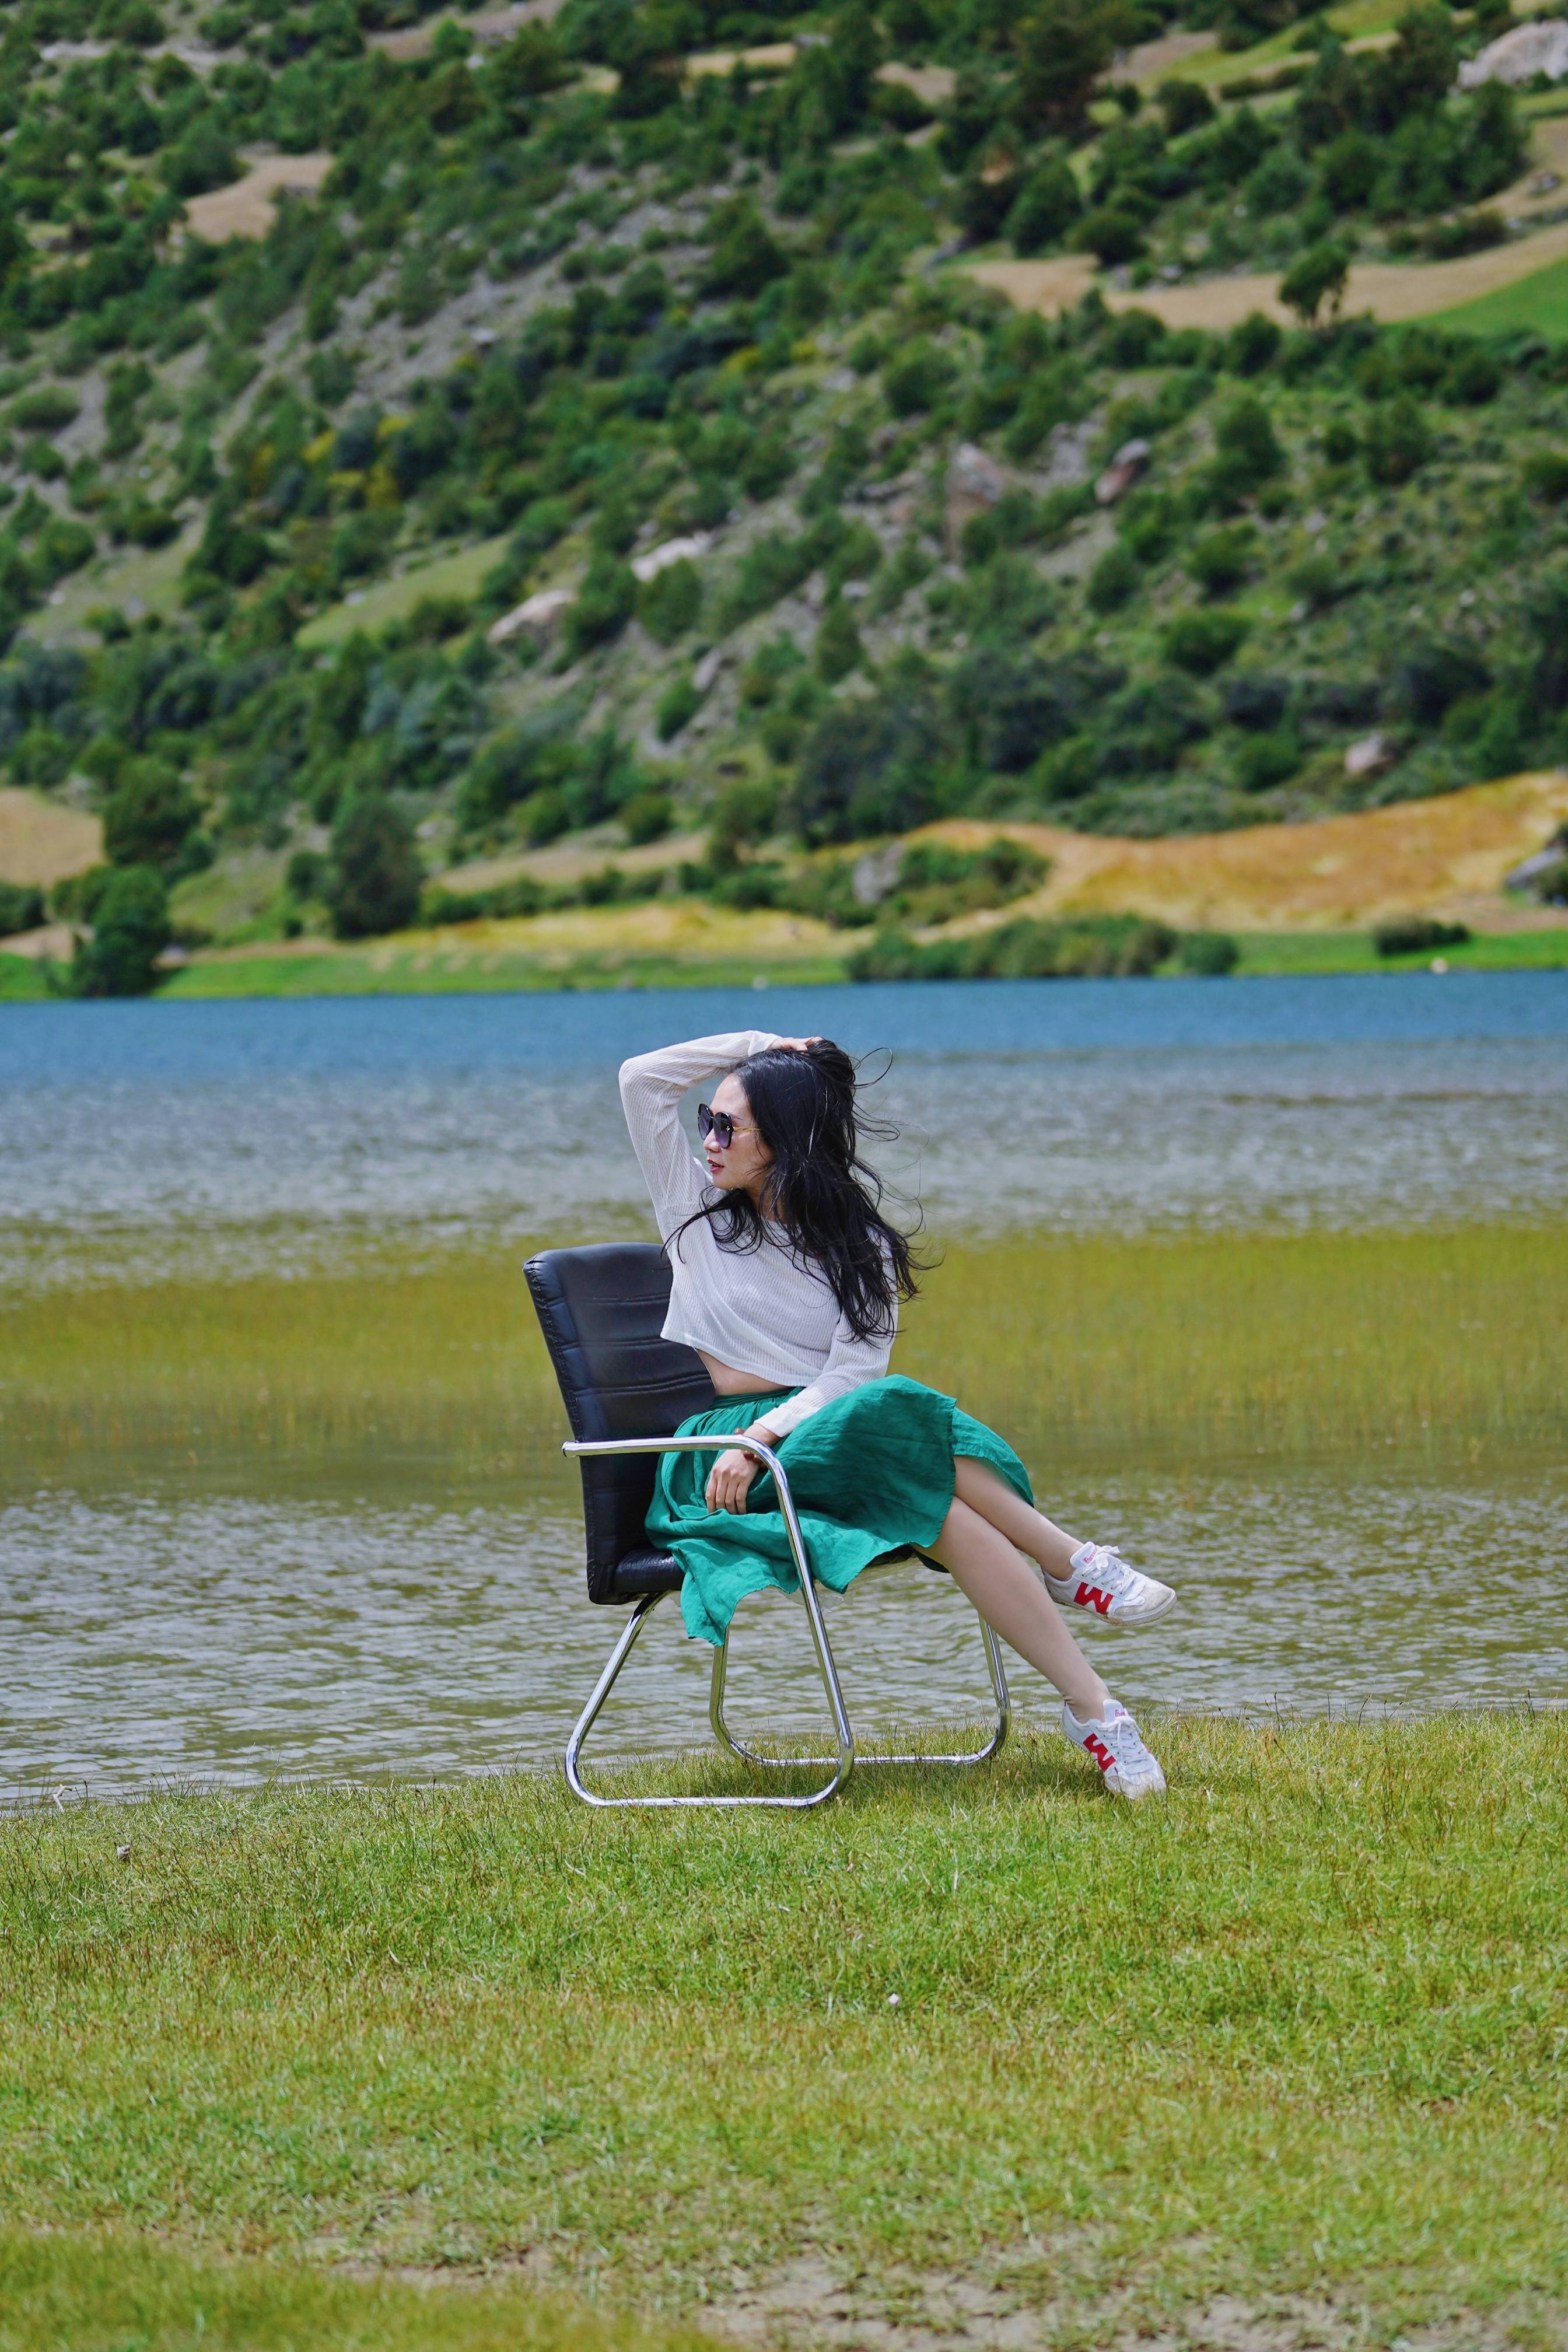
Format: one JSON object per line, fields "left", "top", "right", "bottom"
{"left": 774, "top": 1035, "right": 822, "bottom": 1052}
{"left": 705, "top": 1446, "right": 762, "bottom": 1512}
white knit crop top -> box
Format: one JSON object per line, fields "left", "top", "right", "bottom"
{"left": 618, "top": 1031, "right": 894, "bottom": 1437}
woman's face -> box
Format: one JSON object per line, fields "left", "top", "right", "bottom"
{"left": 704, "top": 1073, "right": 772, "bottom": 1195}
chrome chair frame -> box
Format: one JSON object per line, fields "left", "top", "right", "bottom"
{"left": 562, "top": 1432, "right": 1012, "bottom": 1811}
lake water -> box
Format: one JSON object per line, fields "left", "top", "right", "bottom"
{"left": 3, "top": 972, "right": 1566, "bottom": 1799}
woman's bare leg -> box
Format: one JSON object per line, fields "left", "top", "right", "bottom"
{"left": 954, "top": 1457, "right": 1084, "bottom": 1578}
{"left": 928, "top": 1496, "right": 1110, "bottom": 1721}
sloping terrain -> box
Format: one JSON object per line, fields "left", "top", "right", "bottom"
{"left": 1, "top": 0, "right": 1567, "bottom": 980}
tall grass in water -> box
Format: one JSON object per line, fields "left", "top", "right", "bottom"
{"left": 1, "top": 1224, "right": 1561, "bottom": 1479}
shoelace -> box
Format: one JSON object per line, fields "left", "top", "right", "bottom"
{"left": 1079, "top": 1545, "right": 1137, "bottom": 1591}
{"left": 1098, "top": 1708, "right": 1153, "bottom": 1763}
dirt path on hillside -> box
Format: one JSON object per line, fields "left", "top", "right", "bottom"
{"left": 921, "top": 771, "right": 1568, "bottom": 933}
{"left": 973, "top": 217, "right": 1568, "bottom": 330}
{"left": 185, "top": 152, "right": 334, "bottom": 243}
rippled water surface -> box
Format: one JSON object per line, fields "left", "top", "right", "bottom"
{"left": 2, "top": 974, "right": 1564, "bottom": 1797}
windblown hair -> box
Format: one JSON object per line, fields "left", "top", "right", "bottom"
{"left": 673, "top": 1040, "right": 922, "bottom": 1340}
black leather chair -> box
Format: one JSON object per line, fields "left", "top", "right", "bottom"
{"left": 526, "top": 1242, "right": 1010, "bottom": 1810}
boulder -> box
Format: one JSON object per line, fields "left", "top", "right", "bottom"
{"left": 945, "top": 441, "right": 1009, "bottom": 551}
{"left": 1343, "top": 732, "right": 1396, "bottom": 780}
{"left": 1093, "top": 438, "right": 1151, "bottom": 507}
{"left": 1503, "top": 821, "right": 1568, "bottom": 892}
{"left": 630, "top": 531, "right": 712, "bottom": 584}
{"left": 1459, "top": 20, "right": 1568, "bottom": 86}
{"left": 487, "top": 587, "right": 574, "bottom": 645}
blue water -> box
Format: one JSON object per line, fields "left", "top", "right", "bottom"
{"left": 3, "top": 968, "right": 1567, "bottom": 1084}
{"left": 4, "top": 971, "right": 1566, "bottom": 1792}
{"left": 4, "top": 972, "right": 1566, "bottom": 1286}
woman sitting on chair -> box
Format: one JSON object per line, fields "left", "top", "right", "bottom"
{"left": 620, "top": 1030, "right": 1174, "bottom": 1801}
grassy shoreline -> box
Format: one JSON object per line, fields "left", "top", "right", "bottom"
{"left": 3, "top": 1225, "right": 1562, "bottom": 1482}
{"left": 3, "top": 1714, "right": 1564, "bottom": 2351}
{"left": 6, "top": 925, "right": 1566, "bottom": 1006}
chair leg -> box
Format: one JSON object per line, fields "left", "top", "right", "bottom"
{"left": 565, "top": 1583, "right": 857, "bottom": 1811}
{"left": 710, "top": 1600, "right": 1012, "bottom": 1771}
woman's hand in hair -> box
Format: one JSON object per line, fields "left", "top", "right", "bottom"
{"left": 774, "top": 1035, "right": 822, "bottom": 1052}
{"left": 705, "top": 1444, "right": 765, "bottom": 1513}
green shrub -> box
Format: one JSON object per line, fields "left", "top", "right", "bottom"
{"left": 0, "top": 880, "right": 44, "bottom": 935}
{"left": 160, "top": 125, "right": 240, "bottom": 199}
{"left": 883, "top": 338, "right": 960, "bottom": 418}
{"left": 816, "top": 594, "right": 863, "bottom": 682}
{"left": 1373, "top": 915, "right": 1471, "bottom": 957}
{"left": 1006, "top": 156, "right": 1082, "bottom": 255}
{"left": 1161, "top": 608, "right": 1249, "bottom": 674}
{"left": 103, "top": 758, "right": 201, "bottom": 872}
{"left": 326, "top": 793, "right": 423, "bottom": 939}
{"left": 1074, "top": 205, "right": 1145, "bottom": 265}
{"left": 621, "top": 788, "right": 672, "bottom": 844}
{"left": 656, "top": 673, "right": 701, "bottom": 740}
{"left": 71, "top": 864, "right": 170, "bottom": 996}
{"left": 565, "top": 555, "right": 636, "bottom": 658}
{"left": 1178, "top": 930, "right": 1240, "bottom": 975}
{"left": 637, "top": 557, "right": 702, "bottom": 645}
{"left": 1364, "top": 396, "right": 1430, "bottom": 486}
{"left": 8, "top": 385, "right": 79, "bottom": 432}
{"left": 1187, "top": 526, "right": 1254, "bottom": 597}
{"left": 1234, "top": 729, "right": 1301, "bottom": 791}
{"left": 520, "top": 785, "right": 571, "bottom": 845}
{"left": 1208, "top": 396, "right": 1286, "bottom": 507}
{"left": 1524, "top": 451, "right": 1568, "bottom": 505}
{"left": 1086, "top": 540, "right": 1139, "bottom": 612}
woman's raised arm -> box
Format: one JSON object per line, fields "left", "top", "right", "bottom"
{"left": 618, "top": 1031, "right": 783, "bottom": 1237}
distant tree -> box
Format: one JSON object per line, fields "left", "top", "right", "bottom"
{"left": 1363, "top": 394, "right": 1430, "bottom": 486}
{"left": 326, "top": 793, "right": 423, "bottom": 939}
{"left": 816, "top": 594, "right": 864, "bottom": 684}
{"left": 1156, "top": 77, "right": 1214, "bottom": 135}
{"left": 1367, "top": 6, "right": 1458, "bottom": 130}
{"left": 1005, "top": 155, "right": 1083, "bottom": 255}
{"left": 1012, "top": 0, "right": 1134, "bottom": 136}
{"left": 1209, "top": 394, "right": 1287, "bottom": 506}
{"left": 71, "top": 865, "right": 170, "bottom": 996}
{"left": 703, "top": 200, "right": 789, "bottom": 299}
{"left": 637, "top": 558, "right": 702, "bottom": 646}
{"left": 102, "top": 758, "right": 200, "bottom": 873}
{"left": 1280, "top": 241, "right": 1350, "bottom": 327}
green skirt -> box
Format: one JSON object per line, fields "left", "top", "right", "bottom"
{"left": 645, "top": 1373, "right": 1033, "bottom": 1647}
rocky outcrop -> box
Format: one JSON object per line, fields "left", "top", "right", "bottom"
{"left": 1458, "top": 20, "right": 1568, "bottom": 87}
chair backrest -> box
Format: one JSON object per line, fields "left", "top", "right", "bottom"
{"left": 526, "top": 1243, "right": 716, "bottom": 1604}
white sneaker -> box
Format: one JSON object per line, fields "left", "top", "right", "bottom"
{"left": 1062, "top": 1698, "right": 1168, "bottom": 1800}
{"left": 1045, "top": 1542, "right": 1175, "bottom": 1627}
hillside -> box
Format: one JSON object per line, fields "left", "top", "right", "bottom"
{"left": 1, "top": 0, "right": 1567, "bottom": 986}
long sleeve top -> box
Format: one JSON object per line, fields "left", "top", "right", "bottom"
{"left": 618, "top": 1031, "right": 895, "bottom": 1438}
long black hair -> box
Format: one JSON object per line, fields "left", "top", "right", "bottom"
{"left": 673, "top": 1040, "right": 922, "bottom": 1340}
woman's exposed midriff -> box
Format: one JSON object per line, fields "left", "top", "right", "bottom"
{"left": 696, "top": 1348, "right": 785, "bottom": 1398}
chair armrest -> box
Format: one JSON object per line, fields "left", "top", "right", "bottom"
{"left": 562, "top": 1434, "right": 808, "bottom": 1587}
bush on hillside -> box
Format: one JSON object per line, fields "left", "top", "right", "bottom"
{"left": 103, "top": 758, "right": 202, "bottom": 873}
{"left": 71, "top": 864, "right": 170, "bottom": 996}
{"left": 1373, "top": 915, "right": 1471, "bottom": 957}
{"left": 326, "top": 793, "right": 423, "bottom": 939}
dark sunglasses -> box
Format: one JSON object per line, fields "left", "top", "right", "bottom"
{"left": 696, "top": 1103, "right": 752, "bottom": 1149}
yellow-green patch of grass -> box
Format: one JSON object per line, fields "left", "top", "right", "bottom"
{"left": 162, "top": 942, "right": 850, "bottom": 996}
{"left": 901, "top": 1226, "right": 1566, "bottom": 1466}
{"left": 296, "top": 534, "right": 513, "bottom": 650}
{"left": 1234, "top": 926, "right": 1568, "bottom": 974}
{"left": 2, "top": 1226, "right": 1560, "bottom": 1479}
{"left": 0, "top": 2229, "right": 720, "bottom": 2352}
{"left": 24, "top": 530, "right": 200, "bottom": 648}
{"left": 0, "top": 950, "right": 49, "bottom": 1000}
{"left": 1426, "top": 248, "right": 1568, "bottom": 341}
{"left": 2, "top": 1715, "right": 1564, "bottom": 2338}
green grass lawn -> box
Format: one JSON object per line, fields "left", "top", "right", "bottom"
{"left": 2, "top": 1716, "right": 1564, "bottom": 2350}
{"left": 1426, "top": 251, "right": 1568, "bottom": 342}
{"left": 156, "top": 926, "right": 1568, "bottom": 999}
{"left": 295, "top": 533, "right": 514, "bottom": 650}
{"left": 1236, "top": 925, "right": 1568, "bottom": 975}
{"left": 0, "top": 950, "right": 49, "bottom": 1000}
